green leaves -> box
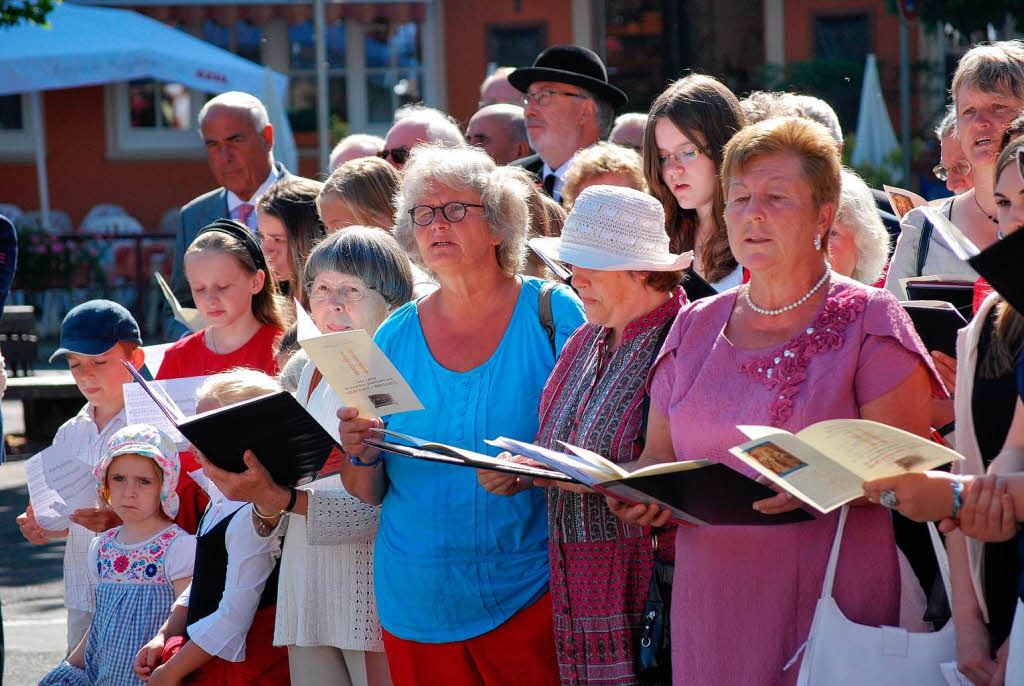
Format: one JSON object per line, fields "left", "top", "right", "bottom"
{"left": 0, "top": 0, "right": 58, "bottom": 28}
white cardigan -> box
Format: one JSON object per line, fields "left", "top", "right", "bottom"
{"left": 271, "top": 359, "right": 384, "bottom": 651}
{"left": 952, "top": 291, "right": 1003, "bottom": 623}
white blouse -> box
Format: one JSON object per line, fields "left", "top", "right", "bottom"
{"left": 174, "top": 472, "right": 281, "bottom": 662}
{"left": 269, "top": 359, "right": 383, "bottom": 651}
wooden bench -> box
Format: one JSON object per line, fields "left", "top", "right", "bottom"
{"left": 5, "top": 374, "right": 83, "bottom": 443}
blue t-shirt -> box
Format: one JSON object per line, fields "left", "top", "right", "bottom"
{"left": 372, "top": 276, "right": 584, "bottom": 642}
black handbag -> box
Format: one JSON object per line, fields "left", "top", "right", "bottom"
{"left": 636, "top": 534, "right": 673, "bottom": 679}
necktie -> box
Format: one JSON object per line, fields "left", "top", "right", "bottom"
{"left": 542, "top": 174, "right": 557, "bottom": 198}
{"left": 236, "top": 202, "right": 255, "bottom": 229}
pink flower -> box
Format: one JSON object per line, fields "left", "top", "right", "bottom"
{"left": 51, "top": 242, "right": 63, "bottom": 253}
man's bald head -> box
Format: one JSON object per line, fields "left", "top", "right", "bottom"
{"left": 479, "top": 67, "right": 522, "bottom": 108}
{"left": 466, "top": 104, "right": 530, "bottom": 165}
{"left": 382, "top": 108, "right": 464, "bottom": 169}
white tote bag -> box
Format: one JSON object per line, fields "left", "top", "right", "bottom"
{"left": 1006, "top": 598, "right": 1024, "bottom": 684}
{"left": 794, "top": 506, "right": 956, "bottom": 685}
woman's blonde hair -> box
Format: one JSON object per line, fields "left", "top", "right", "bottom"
{"left": 394, "top": 144, "right": 530, "bottom": 277}
{"left": 185, "top": 230, "right": 286, "bottom": 332}
{"left": 196, "top": 367, "right": 282, "bottom": 408}
{"left": 836, "top": 169, "right": 890, "bottom": 284}
{"left": 721, "top": 117, "right": 842, "bottom": 250}
{"left": 561, "top": 142, "right": 647, "bottom": 209}
{"left": 643, "top": 74, "right": 746, "bottom": 282}
{"left": 318, "top": 156, "right": 400, "bottom": 231}
{"left": 951, "top": 40, "right": 1024, "bottom": 103}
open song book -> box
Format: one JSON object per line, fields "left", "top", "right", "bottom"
{"left": 155, "top": 272, "right": 206, "bottom": 333}
{"left": 121, "top": 361, "right": 335, "bottom": 486}
{"left": 729, "top": 419, "right": 963, "bottom": 513}
{"left": 365, "top": 429, "right": 811, "bottom": 526}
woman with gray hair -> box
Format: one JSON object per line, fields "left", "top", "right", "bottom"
{"left": 828, "top": 169, "right": 891, "bottom": 286}
{"left": 195, "top": 227, "right": 414, "bottom": 686}
{"left": 338, "top": 143, "right": 585, "bottom": 684}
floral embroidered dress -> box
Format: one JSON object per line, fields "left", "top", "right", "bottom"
{"left": 536, "top": 287, "right": 685, "bottom": 685}
{"left": 648, "top": 276, "right": 945, "bottom": 686}
{"left": 41, "top": 524, "right": 196, "bottom": 686}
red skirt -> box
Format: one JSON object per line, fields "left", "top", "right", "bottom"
{"left": 162, "top": 604, "right": 290, "bottom": 686}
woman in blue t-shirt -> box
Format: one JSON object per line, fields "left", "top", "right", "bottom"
{"left": 339, "top": 144, "right": 584, "bottom": 685}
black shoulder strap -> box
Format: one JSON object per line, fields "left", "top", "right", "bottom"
{"left": 538, "top": 281, "right": 556, "bottom": 354}
{"left": 639, "top": 320, "right": 674, "bottom": 447}
{"left": 916, "top": 217, "right": 933, "bottom": 278}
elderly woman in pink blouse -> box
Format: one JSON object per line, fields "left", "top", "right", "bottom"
{"left": 610, "top": 117, "right": 946, "bottom": 685}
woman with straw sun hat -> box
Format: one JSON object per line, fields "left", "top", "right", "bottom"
{"left": 479, "top": 184, "right": 691, "bottom": 685}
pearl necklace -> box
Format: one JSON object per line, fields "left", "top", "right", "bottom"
{"left": 744, "top": 267, "right": 831, "bottom": 316}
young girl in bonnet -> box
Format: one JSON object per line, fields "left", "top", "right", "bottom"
{"left": 41, "top": 424, "right": 196, "bottom": 686}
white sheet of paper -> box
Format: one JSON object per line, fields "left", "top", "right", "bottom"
{"left": 142, "top": 343, "right": 171, "bottom": 377}
{"left": 299, "top": 326, "right": 423, "bottom": 419}
{"left": 123, "top": 376, "right": 204, "bottom": 447}
{"left": 155, "top": 271, "right": 207, "bottom": 332}
{"left": 920, "top": 206, "right": 980, "bottom": 260}
{"left": 25, "top": 445, "right": 100, "bottom": 530}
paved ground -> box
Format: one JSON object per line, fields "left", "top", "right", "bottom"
{"left": 0, "top": 459, "right": 67, "bottom": 685}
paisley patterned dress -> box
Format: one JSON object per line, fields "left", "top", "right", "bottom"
{"left": 537, "top": 287, "right": 685, "bottom": 685}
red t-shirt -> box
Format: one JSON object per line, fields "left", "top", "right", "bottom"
{"left": 157, "top": 324, "right": 282, "bottom": 380}
{"left": 157, "top": 323, "right": 282, "bottom": 534}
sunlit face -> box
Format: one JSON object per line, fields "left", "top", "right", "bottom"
{"left": 201, "top": 106, "right": 273, "bottom": 200}
{"left": 724, "top": 152, "right": 831, "bottom": 273}
{"left": 994, "top": 156, "right": 1024, "bottom": 236}
{"left": 105, "top": 453, "right": 163, "bottom": 524}
{"left": 939, "top": 132, "right": 974, "bottom": 195}
{"left": 411, "top": 184, "right": 499, "bottom": 275}
{"left": 826, "top": 220, "right": 858, "bottom": 279}
{"left": 185, "top": 250, "right": 265, "bottom": 329}
{"left": 653, "top": 117, "right": 717, "bottom": 212}
{"left": 955, "top": 85, "right": 1022, "bottom": 169}
{"left": 307, "top": 270, "right": 390, "bottom": 336}
{"left": 67, "top": 345, "right": 136, "bottom": 411}
{"left": 570, "top": 267, "right": 647, "bottom": 329}
{"left": 256, "top": 212, "right": 292, "bottom": 284}
{"left": 523, "top": 81, "right": 591, "bottom": 157}
{"left": 319, "top": 195, "right": 364, "bottom": 233}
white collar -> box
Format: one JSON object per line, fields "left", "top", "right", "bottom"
{"left": 541, "top": 155, "right": 576, "bottom": 182}
{"left": 226, "top": 164, "right": 279, "bottom": 212}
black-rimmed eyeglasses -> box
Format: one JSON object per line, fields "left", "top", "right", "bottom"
{"left": 409, "top": 202, "right": 485, "bottom": 226}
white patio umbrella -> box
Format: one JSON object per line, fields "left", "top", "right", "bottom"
{"left": 851, "top": 54, "right": 902, "bottom": 182}
{"left": 0, "top": 3, "right": 298, "bottom": 227}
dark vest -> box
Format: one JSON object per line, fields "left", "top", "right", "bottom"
{"left": 185, "top": 505, "right": 280, "bottom": 637}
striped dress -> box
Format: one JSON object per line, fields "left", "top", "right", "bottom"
{"left": 536, "top": 287, "right": 684, "bottom": 686}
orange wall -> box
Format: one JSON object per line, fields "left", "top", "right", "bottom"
{"left": 0, "top": 86, "right": 217, "bottom": 231}
{"left": 442, "top": 0, "right": 574, "bottom": 125}
{"left": 783, "top": 0, "right": 921, "bottom": 128}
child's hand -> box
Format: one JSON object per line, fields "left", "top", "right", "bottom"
{"left": 146, "top": 664, "right": 183, "bottom": 686}
{"left": 69, "top": 505, "right": 122, "bottom": 533}
{"left": 16, "top": 504, "right": 65, "bottom": 544}
{"left": 134, "top": 635, "right": 166, "bottom": 680}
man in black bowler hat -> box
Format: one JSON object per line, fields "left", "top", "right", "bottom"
{"left": 508, "top": 45, "right": 627, "bottom": 202}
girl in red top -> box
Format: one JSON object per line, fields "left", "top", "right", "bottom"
{"left": 158, "top": 219, "right": 286, "bottom": 534}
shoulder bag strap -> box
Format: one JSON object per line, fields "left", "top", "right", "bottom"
{"left": 639, "top": 320, "right": 674, "bottom": 446}
{"left": 538, "top": 281, "right": 556, "bottom": 354}
{"left": 927, "top": 521, "right": 953, "bottom": 601}
{"left": 820, "top": 505, "right": 850, "bottom": 600}
{"left": 916, "top": 218, "right": 934, "bottom": 277}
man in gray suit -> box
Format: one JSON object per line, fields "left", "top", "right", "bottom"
{"left": 164, "top": 91, "right": 290, "bottom": 339}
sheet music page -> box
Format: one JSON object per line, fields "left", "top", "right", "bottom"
{"left": 123, "top": 376, "right": 204, "bottom": 447}
{"left": 155, "top": 272, "right": 207, "bottom": 332}
{"left": 299, "top": 327, "right": 423, "bottom": 418}
{"left": 25, "top": 445, "right": 101, "bottom": 530}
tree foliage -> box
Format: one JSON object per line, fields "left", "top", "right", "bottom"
{"left": 0, "top": 0, "right": 57, "bottom": 28}
{"left": 887, "top": 0, "right": 1019, "bottom": 37}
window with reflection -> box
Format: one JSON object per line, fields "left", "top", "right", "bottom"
{"left": 365, "top": 19, "right": 423, "bottom": 123}
{"left": 288, "top": 19, "right": 348, "bottom": 132}
{"left": 127, "top": 80, "right": 193, "bottom": 130}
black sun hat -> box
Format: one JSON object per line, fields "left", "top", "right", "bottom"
{"left": 509, "top": 44, "right": 627, "bottom": 110}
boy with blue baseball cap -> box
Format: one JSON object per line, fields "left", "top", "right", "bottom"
{"left": 16, "top": 300, "right": 146, "bottom": 654}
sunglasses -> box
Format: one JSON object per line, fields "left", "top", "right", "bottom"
{"left": 379, "top": 147, "right": 410, "bottom": 165}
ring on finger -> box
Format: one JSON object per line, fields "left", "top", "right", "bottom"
{"left": 879, "top": 489, "right": 900, "bottom": 509}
